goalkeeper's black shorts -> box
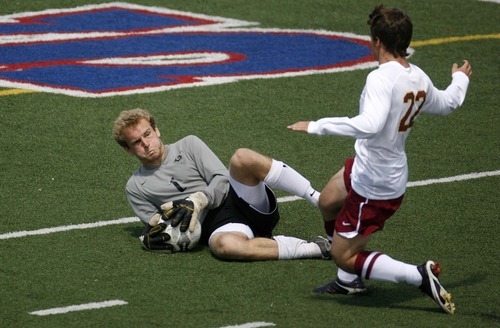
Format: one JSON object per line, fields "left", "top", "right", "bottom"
{"left": 200, "top": 185, "right": 280, "bottom": 244}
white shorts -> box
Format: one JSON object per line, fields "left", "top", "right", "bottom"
{"left": 208, "top": 223, "right": 255, "bottom": 247}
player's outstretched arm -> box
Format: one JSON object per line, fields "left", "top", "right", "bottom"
{"left": 287, "top": 121, "right": 311, "bottom": 132}
{"left": 452, "top": 60, "right": 472, "bottom": 78}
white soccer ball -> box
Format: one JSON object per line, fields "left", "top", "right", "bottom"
{"left": 162, "top": 219, "right": 202, "bottom": 252}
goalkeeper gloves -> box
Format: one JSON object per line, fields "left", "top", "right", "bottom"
{"left": 161, "top": 191, "right": 208, "bottom": 232}
{"left": 139, "top": 213, "right": 174, "bottom": 253}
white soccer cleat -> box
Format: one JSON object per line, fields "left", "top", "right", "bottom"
{"left": 418, "top": 260, "right": 456, "bottom": 314}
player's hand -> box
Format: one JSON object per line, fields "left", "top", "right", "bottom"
{"left": 138, "top": 213, "right": 174, "bottom": 253}
{"left": 161, "top": 198, "right": 194, "bottom": 232}
{"left": 452, "top": 60, "right": 472, "bottom": 78}
{"left": 287, "top": 121, "right": 311, "bottom": 132}
{"left": 161, "top": 191, "right": 208, "bottom": 232}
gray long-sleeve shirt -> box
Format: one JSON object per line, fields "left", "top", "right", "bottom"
{"left": 126, "top": 135, "right": 230, "bottom": 224}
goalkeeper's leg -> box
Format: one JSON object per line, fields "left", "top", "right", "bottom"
{"left": 210, "top": 231, "right": 327, "bottom": 261}
{"left": 229, "top": 148, "right": 320, "bottom": 208}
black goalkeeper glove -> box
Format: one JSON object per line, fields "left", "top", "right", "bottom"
{"left": 161, "top": 192, "right": 208, "bottom": 232}
{"left": 139, "top": 214, "right": 174, "bottom": 253}
{"left": 162, "top": 198, "right": 194, "bottom": 232}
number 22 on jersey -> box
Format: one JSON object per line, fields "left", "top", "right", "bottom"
{"left": 399, "top": 91, "right": 426, "bottom": 132}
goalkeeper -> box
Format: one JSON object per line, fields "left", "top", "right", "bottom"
{"left": 112, "top": 108, "right": 330, "bottom": 261}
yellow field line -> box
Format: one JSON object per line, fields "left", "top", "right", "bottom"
{"left": 411, "top": 33, "right": 500, "bottom": 47}
{"left": 0, "top": 33, "right": 498, "bottom": 97}
{"left": 0, "top": 88, "right": 37, "bottom": 96}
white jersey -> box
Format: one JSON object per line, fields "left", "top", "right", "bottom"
{"left": 308, "top": 61, "right": 469, "bottom": 199}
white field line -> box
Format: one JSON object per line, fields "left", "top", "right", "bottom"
{"left": 1, "top": 170, "right": 499, "bottom": 241}
{"left": 219, "top": 322, "right": 275, "bottom": 328}
{"left": 29, "top": 300, "right": 127, "bottom": 316}
{"left": 406, "top": 170, "right": 500, "bottom": 187}
{"left": 0, "top": 217, "right": 139, "bottom": 240}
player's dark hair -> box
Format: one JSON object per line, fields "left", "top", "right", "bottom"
{"left": 368, "top": 5, "right": 412, "bottom": 57}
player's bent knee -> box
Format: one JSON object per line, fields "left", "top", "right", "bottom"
{"left": 209, "top": 233, "right": 244, "bottom": 260}
{"left": 230, "top": 148, "right": 252, "bottom": 168}
{"left": 331, "top": 249, "right": 353, "bottom": 272}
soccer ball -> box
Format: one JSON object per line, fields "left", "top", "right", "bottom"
{"left": 162, "top": 219, "right": 202, "bottom": 252}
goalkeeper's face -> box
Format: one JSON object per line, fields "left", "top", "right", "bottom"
{"left": 122, "top": 119, "right": 165, "bottom": 167}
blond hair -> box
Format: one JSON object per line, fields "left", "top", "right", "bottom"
{"left": 112, "top": 108, "right": 157, "bottom": 149}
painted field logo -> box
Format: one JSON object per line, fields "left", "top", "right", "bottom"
{"left": 0, "top": 2, "right": 376, "bottom": 97}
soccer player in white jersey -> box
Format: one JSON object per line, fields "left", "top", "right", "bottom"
{"left": 288, "top": 5, "right": 472, "bottom": 314}
{"left": 113, "top": 108, "right": 330, "bottom": 261}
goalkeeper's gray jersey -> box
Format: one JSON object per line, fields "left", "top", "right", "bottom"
{"left": 126, "top": 135, "right": 229, "bottom": 224}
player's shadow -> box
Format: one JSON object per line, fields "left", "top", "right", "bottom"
{"left": 124, "top": 224, "right": 144, "bottom": 237}
{"left": 312, "top": 272, "right": 487, "bottom": 314}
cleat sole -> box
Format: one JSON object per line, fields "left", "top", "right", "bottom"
{"left": 441, "top": 291, "right": 456, "bottom": 315}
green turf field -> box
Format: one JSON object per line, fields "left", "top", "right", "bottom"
{"left": 0, "top": 0, "right": 499, "bottom": 327}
